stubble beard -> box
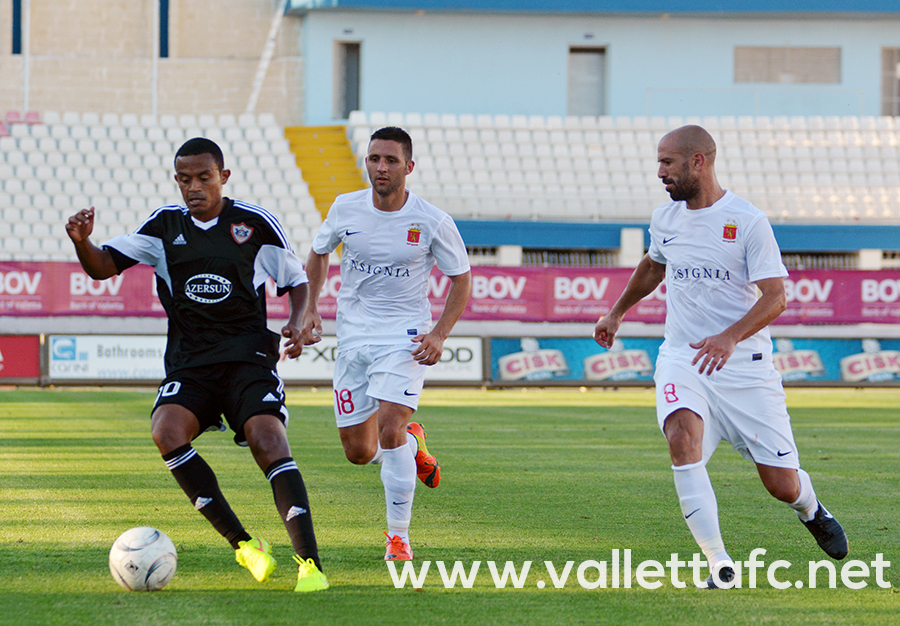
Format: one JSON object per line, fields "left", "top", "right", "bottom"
{"left": 666, "top": 167, "right": 700, "bottom": 202}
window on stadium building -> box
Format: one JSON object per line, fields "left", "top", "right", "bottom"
{"left": 881, "top": 48, "right": 900, "bottom": 116}
{"left": 333, "top": 41, "right": 361, "bottom": 120}
{"left": 11, "top": 0, "right": 22, "bottom": 54}
{"left": 159, "top": 0, "right": 169, "bottom": 58}
{"left": 567, "top": 47, "right": 606, "bottom": 116}
{"left": 734, "top": 46, "right": 841, "bottom": 84}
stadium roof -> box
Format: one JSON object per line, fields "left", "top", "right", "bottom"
{"left": 287, "top": 0, "right": 900, "bottom": 15}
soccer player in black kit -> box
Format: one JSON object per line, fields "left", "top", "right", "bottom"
{"left": 65, "top": 137, "right": 328, "bottom": 592}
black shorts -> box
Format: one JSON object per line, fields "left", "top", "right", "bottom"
{"left": 152, "top": 362, "right": 289, "bottom": 446}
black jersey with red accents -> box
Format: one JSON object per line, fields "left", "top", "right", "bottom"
{"left": 102, "top": 198, "right": 307, "bottom": 373}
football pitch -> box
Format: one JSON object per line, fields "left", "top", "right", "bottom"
{"left": 1, "top": 386, "right": 898, "bottom": 626}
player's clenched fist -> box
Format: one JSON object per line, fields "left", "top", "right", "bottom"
{"left": 66, "top": 207, "right": 95, "bottom": 244}
{"left": 594, "top": 314, "right": 620, "bottom": 349}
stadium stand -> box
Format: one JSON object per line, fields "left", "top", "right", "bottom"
{"left": 1, "top": 112, "right": 321, "bottom": 261}
{"left": 4, "top": 111, "right": 900, "bottom": 262}
{"left": 347, "top": 112, "right": 900, "bottom": 223}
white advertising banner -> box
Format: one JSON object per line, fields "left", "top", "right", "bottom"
{"left": 48, "top": 335, "right": 167, "bottom": 381}
{"left": 47, "top": 335, "right": 484, "bottom": 383}
{"left": 277, "top": 336, "right": 483, "bottom": 382}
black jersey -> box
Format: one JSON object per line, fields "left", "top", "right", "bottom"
{"left": 103, "top": 198, "right": 307, "bottom": 373}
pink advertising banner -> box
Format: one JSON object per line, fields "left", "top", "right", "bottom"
{"left": 3, "top": 262, "right": 900, "bottom": 325}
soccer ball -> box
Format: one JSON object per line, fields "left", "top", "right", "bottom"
{"left": 108, "top": 526, "right": 178, "bottom": 591}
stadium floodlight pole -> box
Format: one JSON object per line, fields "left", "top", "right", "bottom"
{"left": 22, "top": 0, "right": 30, "bottom": 113}
{"left": 245, "top": 0, "right": 289, "bottom": 115}
{"left": 151, "top": 0, "right": 159, "bottom": 118}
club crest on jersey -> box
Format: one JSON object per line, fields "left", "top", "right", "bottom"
{"left": 406, "top": 224, "right": 421, "bottom": 246}
{"left": 723, "top": 221, "right": 737, "bottom": 242}
{"left": 231, "top": 222, "right": 253, "bottom": 244}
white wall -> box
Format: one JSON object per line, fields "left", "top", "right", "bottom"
{"left": 299, "top": 10, "right": 900, "bottom": 124}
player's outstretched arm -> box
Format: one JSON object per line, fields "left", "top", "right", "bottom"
{"left": 690, "top": 276, "right": 786, "bottom": 375}
{"left": 594, "top": 254, "right": 666, "bottom": 348}
{"left": 412, "top": 270, "right": 472, "bottom": 366}
{"left": 300, "top": 249, "right": 329, "bottom": 346}
{"left": 65, "top": 207, "right": 118, "bottom": 280}
{"left": 282, "top": 283, "right": 310, "bottom": 359}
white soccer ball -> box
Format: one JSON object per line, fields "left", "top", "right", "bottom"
{"left": 109, "top": 526, "right": 178, "bottom": 591}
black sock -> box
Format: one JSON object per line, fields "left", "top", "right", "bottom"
{"left": 265, "top": 457, "right": 321, "bottom": 570}
{"left": 162, "top": 444, "right": 251, "bottom": 550}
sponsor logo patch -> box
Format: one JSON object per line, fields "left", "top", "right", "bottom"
{"left": 184, "top": 273, "right": 232, "bottom": 304}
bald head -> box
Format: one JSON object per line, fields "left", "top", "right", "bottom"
{"left": 657, "top": 125, "right": 724, "bottom": 209}
{"left": 660, "top": 125, "right": 717, "bottom": 165}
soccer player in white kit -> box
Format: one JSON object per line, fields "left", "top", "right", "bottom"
{"left": 594, "top": 125, "right": 848, "bottom": 589}
{"left": 301, "top": 127, "right": 472, "bottom": 560}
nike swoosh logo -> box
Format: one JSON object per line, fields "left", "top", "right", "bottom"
{"left": 392, "top": 501, "right": 409, "bottom": 506}
{"left": 345, "top": 230, "right": 362, "bottom": 236}
{"left": 404, "top": 390, "right": 419, "bottom": 397}
{"left": 777, "top": 450, "right": 792, "bottom": 457}
{"left": 684, "top": 508, "right": 700, "bottom": 519}
{"left": 663, "top": 236, "right": 678, "bottom": 244}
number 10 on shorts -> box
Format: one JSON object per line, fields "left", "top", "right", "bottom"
{"left": 335, "top": 389, "right": 355, "bottom": 415}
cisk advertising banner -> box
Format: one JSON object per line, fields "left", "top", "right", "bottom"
{"left": 8, "top": 262, "right": 900, "bottom": 325}
{"left": 491, "top": 337, "right": 900, "bottom": 385}
{"left": 774, "top": 337, "right": 900, "bottom": 383}
{"left": 491, "top": 337, "right": 662, "bottom": 383}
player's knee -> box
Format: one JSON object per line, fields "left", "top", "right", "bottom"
{"left": 764, "top": 479, "right": 800, "bottom": 503}
{"left": 377, "top": 415, "right": 412, "bottom": 449}
{"left": 758, "top": 466, "right": 801, "bottom": 502}
{"left": 666, "top": 432, "right": 701, "bottom": 465}
{"left": 344, "top": 443, "right": 377, "bottom": 465}
{"left": 151, "top": 423, "right": 188, "bottom": 455}
{"left": 245, "top": 426, "right": 288, "bottom": 456}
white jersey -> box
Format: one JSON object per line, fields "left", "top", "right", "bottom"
{"left": 312, "top": 188, "right": 470, "bottom": 351}
{"left": 647, "top": 190, "right": 788, "bottom": 368}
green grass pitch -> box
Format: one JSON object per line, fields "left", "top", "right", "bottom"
{"left": 0, "top": 387, "right": 898, "bottom": 625}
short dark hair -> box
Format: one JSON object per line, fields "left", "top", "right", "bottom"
{"left": 370, "top": 126, "right": 413, "bottom": 161}
{"left": 175, "top": 137, "right": 225, "bottom": 172}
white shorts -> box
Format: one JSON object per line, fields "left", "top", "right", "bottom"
{"left": 331, "top": 343, "right": 426, "bottom": 428}
{"left": 653, "top": 358, "right": 800, "bottom": 469}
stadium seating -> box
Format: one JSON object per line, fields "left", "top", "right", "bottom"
{"left": 1, "top": 112, "right": 320, "bottom": 261}
{"left": 347, "top": 112, "right": 900, "bottom": 223}
{"left": 4, "top": 111, "right": 900, "bottom": 262}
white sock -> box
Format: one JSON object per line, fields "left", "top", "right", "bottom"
{"left": 367, "top": 443, "right": 384, "bottom": 465}
{"left": 789, "top": 469, "right": 819, "bottom": 522}
{"left": 381, "top": 444, "right": 416, "bottom": 543}
{"left": 407, "top": 431, "right": 419, "bottom": 457}
{"left": 672, "top": 461, "right": 730, "bottom": 567}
